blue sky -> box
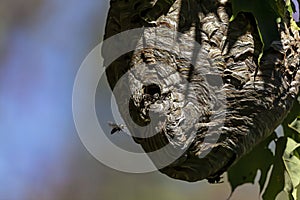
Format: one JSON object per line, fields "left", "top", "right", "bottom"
{"left": 0, "top": 0, "right": 108, "bottom": 199}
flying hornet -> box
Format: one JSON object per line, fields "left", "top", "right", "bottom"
{"left": 108, "top": 121, "right": 126, "bottom": 134}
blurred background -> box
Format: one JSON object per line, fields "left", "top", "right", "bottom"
{"left": 1, "top": 1, "right": 297, "bottom": 200}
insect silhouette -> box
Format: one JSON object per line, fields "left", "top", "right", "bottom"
{"left": 108, "top": 121, "right": 125, "bottom": 134}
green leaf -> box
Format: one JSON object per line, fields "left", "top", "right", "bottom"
{"left": 283, "top": 97, "right": 300, "bottom": 142}
{"left": 284, "top": 170, "right": 294, "bottom": 200}
{"left": 283, "top": 138, "right": 300, "bottom": 199}
{"left": 262, "top": 137, "right": 287, "bottom": 200}
{"left": 228, "top": 133, "right": 276, "bottom": 194}
{"left": 289, "top": 117, "right": 300, "bottom": 134}
{"left": 262, "top": 137, "right": 300, "bottom": 200}
{"left": 231, "top": 0, "right": 281, "bottom": 50}
{"left": 296, "top": 184, "right": 300, "bottom": 199}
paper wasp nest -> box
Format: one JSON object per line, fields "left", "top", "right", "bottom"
{"left": 102, "top": 0, "right": 300, "bottom": 182}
